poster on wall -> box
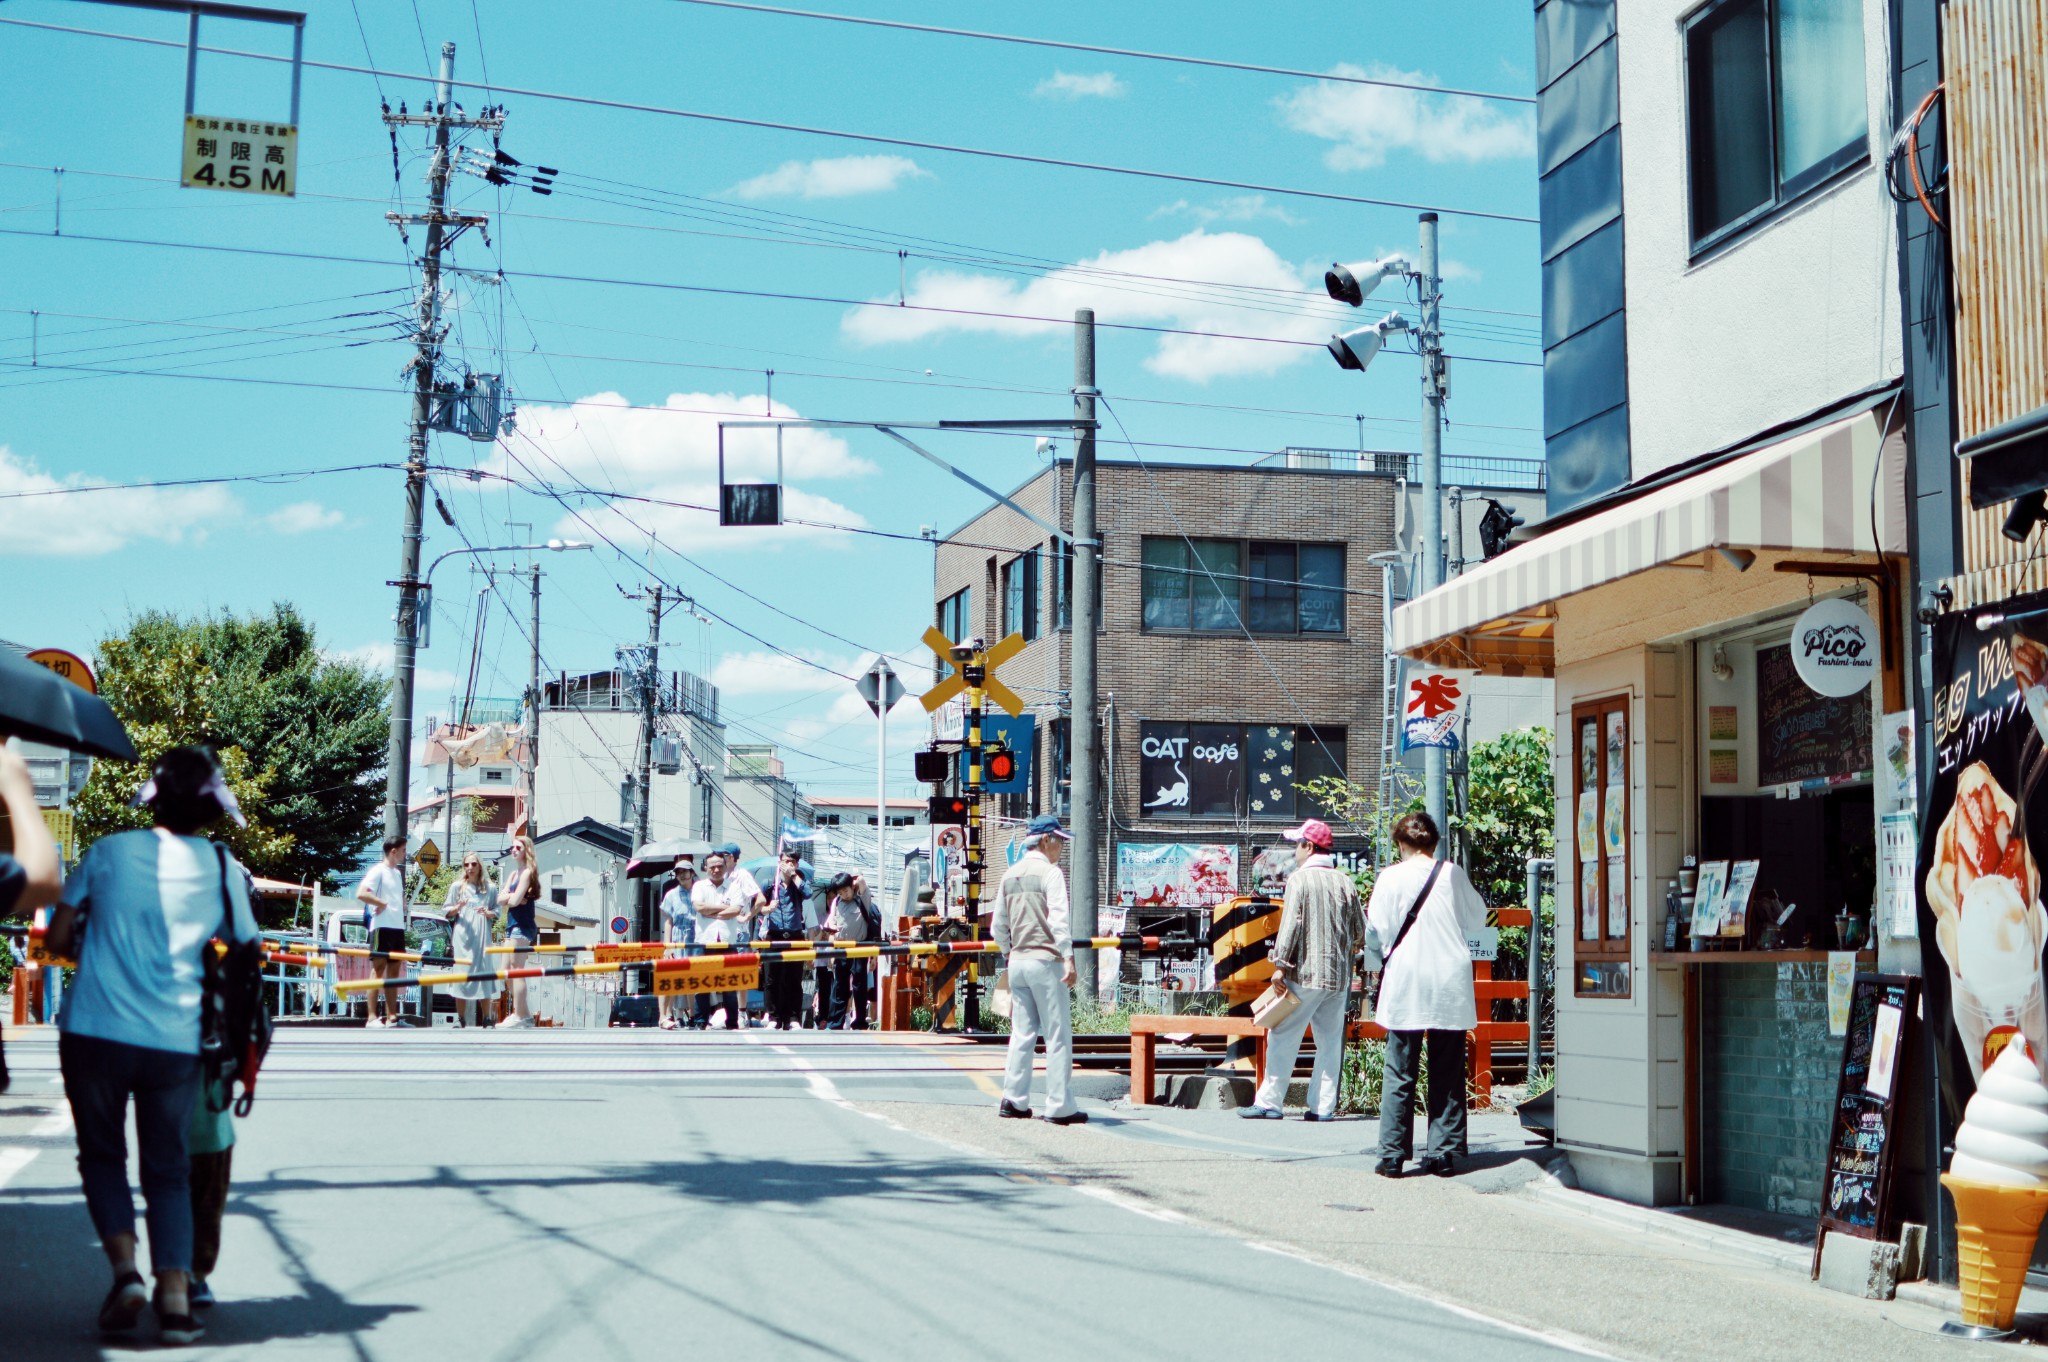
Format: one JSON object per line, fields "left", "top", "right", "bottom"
{"left": 1579, "top": 863, "right": 1600, "bottom": 939}
{"left": 1692, "top": 860, "right": 1730, "bottom": 937}
{"left": 1919, "top": 593, "right": 2048, "bottom": 1117}
{"left": 1116, "top": 842, "right": 1239, "bottom": 909}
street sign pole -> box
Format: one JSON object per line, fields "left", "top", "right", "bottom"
{"left": 857, "top": 660, "right": 905, "bottom": 903}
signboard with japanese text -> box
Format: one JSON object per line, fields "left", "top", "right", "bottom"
{"left": 1116, "top": 842, "right": 1238, "bottom": 909}
{"left": 652, "top": 959, "right": 761, "bottom": 996}
{"left": 1400, "top": 666, "right": 1475, "bottom": 751}
{"left": 590, "top": 943, "right": 667, "bottom": 964}
{"left": 27, "top": 648, "right": 95, "bottom": 694}
{"left": 182, "top": 116, "right": 297, "bottom": 196}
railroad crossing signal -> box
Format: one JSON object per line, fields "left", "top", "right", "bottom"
{"left": 919, "top": 629, "right": 1025, "bottom": 716}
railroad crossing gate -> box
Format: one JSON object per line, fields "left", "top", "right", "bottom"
{"left": 652, "top": 958, "right": 762, "bottom": 996}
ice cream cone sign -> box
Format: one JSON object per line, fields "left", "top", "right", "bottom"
{"left": 1944, "top": 1043, "right": 2048, "bottom": 1331}
{"left": 1926, "top": 762, "right": 2048, "bottom": 1078}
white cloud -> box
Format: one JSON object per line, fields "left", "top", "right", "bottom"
{"left": 1033, "top": 70, "right": 1126, "bottom": 100}
{"left": 842, "top": 230, "right": 1336, "bottom": 383}
{"left": 0, "top": 445, "right": 233, "bottom": 556}
{"left": 1152, "top": 195, "right": 1303, "bottom": 228}
{"left": 263, "top": 500, "right": 346, "bottom": 534}
{"left": 712, "top": 649, "right": 855, "bottom": 696}
{"left": 327, "top": 642, "right": 458, "bottom": 696}
{"left": 729, "top": 154, "right": 929, "bottom": 200}
{"left": 1276, "top": 63, "right": 1535, "bottom": 170}
{"left": 490, "top": 391, "right": 874, "bottom": 551}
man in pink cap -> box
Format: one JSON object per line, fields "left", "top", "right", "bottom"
{"left": 1240, "top": 817, "right": 1366, "bottom": 1122}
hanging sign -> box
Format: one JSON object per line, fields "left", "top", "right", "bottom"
{"left": 1399, "top": 666, "right": 1474, "bottom": 751}
{"left": 27, "top": 648, "right": 95, "bottom": 694}
{"left": 181, "top": 117, "right": 298, "bottom": 196}
{"left": 1791, "top": 598, "right": 1879, "bottom": 698}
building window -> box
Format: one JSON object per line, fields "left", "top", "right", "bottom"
{"left": 481, "top": 768, "right": 508, "bottom": 784}
{"left": 1139, "top": 723, "right": 1346, "bottom": 820}
{"left": 1050, "top": 716, "right": 1072, "bottom": 817}
{"left": 936, "top": 587, "right": 972, "bottom": 645}
{"left": 887, "top": 815, "right": 915, "bottom": 827}
{"left": 1050, "top": 538, "right": 1070, "bottom": 629}
{"left": 1142, "top": 537, "right": 1343, "bottom": 635}
{"left": 1685, "top": 0, "right": 1868, "bottom": 251}
{"left": 1001, "top": 549, "right": 1040, "bottom": 642}
{"left": 1571, "top": 696, "right": 1632, "bottom": 999}
{"left": 817, "top": 813, "right": 841, "bottom": 827}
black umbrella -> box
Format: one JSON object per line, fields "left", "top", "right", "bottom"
{"left": 625, "top": 837, "right": 711, "bottom": 879}
{"left": 0, "top": 648, "right": 137, "bottom": 761}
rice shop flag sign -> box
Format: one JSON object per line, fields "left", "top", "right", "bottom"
{"left": 1400, "top": 665, "right": 1475, "bottom": 752}
{"left": 182, "top": 117, "right": 297, "bottom": 196}
{"left": 1918, "top": 591, "right": 2048, "bottom": 1126}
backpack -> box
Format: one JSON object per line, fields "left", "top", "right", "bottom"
{"left": 199, "top": 845, "right": 274, "bottom": 1117}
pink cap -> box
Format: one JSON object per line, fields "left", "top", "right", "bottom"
{"left": 1283, "top": 818, "right": 1334, "bottom": 849}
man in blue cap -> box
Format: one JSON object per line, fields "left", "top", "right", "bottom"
{"left": 991, "top": 815, "right": 1085, "bottom": 1124}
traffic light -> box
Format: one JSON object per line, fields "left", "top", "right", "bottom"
{"left": 928, "top": 794, "right": 971, "bottom": 825}
{"left": 983, "top": 742, "right": 1017, "bottom": 785}
{"left": 980, "top": 714, "right": 1034, "bottom": 795}
{"left": 913, "top": 749, "right": 951, "bottom": 783}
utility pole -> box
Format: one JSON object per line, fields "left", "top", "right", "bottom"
{"left": 380, "top": 42, "right": 499, "bottom": 841}
{"left": 1070, "top": 309, "right": 1102, "bottom": 1000}
{"left": 526, "top": 561, "right": 543, "bottom": 840}
{"left": 1417, "top": 211, "right": 1449, "bottom": 847}
{"left": 631, "top": 585, "right": 665, "bottom": 941}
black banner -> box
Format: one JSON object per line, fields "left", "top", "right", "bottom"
{"left": 1919, "top": 591, "right": 2048, "bottom": 1120}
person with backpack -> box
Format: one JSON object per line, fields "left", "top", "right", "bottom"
{"left": 42, "top": 745, "right": 258, "bottom": 1345}
{"left": 1238, "top": 818, "right": 1367, "bottom": 1123}
{"left": 1365, "top": 812, "right": 1488, "bottom": 1178}
{"left": 821, "top": 872, "right": 879, "bottom": 1030}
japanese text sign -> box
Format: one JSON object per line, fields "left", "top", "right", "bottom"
{"left": 652, "top": 959, "right": 761, "bottom": 995}
{"left": 182, "top": 116, "right": 297, "bottom": 197}
{"left": 1400, "top": 666, "right": 1475, "bottom": 751}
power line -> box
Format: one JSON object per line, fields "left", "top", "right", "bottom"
{"left": 0, "top": 461, "right": 399, "bottom": 502}
{"left": 666, "top": 0, "right": 1537, "bottom": 105}
{"left": 0, "top": 16, "right": 1537, "bottom": 224}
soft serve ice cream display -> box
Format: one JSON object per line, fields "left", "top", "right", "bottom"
{"left": 1928, "top": 761, "right": 2048, "bottom": 1078}
{"left": 1944, "top": 1044, "right": 2048, "bottom": 1330}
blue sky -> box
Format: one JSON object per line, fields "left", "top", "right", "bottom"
{"left": 0, "top": 0, "right": 1541, "bottom": 801}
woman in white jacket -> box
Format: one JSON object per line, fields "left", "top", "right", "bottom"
{"left": 1365, "top": 812, "right": 1488, "bottom": 1178}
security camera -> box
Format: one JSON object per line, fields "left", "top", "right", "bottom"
{"left": 1325, "top": 256, "right": 1412, "bottom": 307}
{"left": 1327, "top": 311, "right": 1408, "bottom": 373}
{"left": 1035, "top": 437, "right": 1057, "bottom": 458}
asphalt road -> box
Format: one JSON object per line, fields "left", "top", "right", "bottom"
{"left": 1, "top": 1027, "right": 1602, "bottom": 1361}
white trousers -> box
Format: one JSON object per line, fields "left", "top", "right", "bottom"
{"left": 1253, "top": 984, "right": 1349, "bottom": 1117}
{"left": 1001, "top": 954, "right": 1076, "bottom": 1118}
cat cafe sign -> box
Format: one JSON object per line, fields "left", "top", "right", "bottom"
{"left": 1791, "top": 597, "right": 1879, "bottom": 698}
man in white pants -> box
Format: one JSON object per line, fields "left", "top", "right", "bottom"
{"left": 991, "top": 815, "right": 1086, "bottom": 1125}
{"left": 1241, "top": 818, "right": 1367, "bottom": 1121}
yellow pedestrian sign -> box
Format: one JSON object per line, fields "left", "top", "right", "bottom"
{"left": 919, "top": 629, "right": 1026, "bottom": 716}
{"left": 415, "top": 839, "right": 442, "bottom": 878}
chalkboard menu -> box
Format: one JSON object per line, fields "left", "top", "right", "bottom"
{"left": 1758, "top": 641, "right": 1873, "bottom": 788}
{"left": 1813, "top": 973, "right": 1919, "bottom": 1276}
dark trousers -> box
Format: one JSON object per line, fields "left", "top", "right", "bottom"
{"left": 764, "top": 930, "right": 805, "bottom": 1026}
{"left": 60, "top": 1032, "right": 201, "bottom": 1272}
{"left": 813, "top": 963, "right": 839, "bottom": 1028}
{"left": 833, "top": 961, "right": 871, "bottom": 1029}
{"left": 190, "top": 1147, "right": 233, "bottom": 1280}
{"left": 1377, "top": 1029, "right": 1467, "bottom": 1164}
{"left": 693, "top": 992, "right": 741, "bottom": 1028}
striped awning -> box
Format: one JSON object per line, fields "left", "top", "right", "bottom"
{"left": 1392, "top": 408, "right": 1906, "bottom": 674}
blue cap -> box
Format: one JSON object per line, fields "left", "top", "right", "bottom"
{"left": 716, "top": 842, "right": 741, "bottom": 857}
{"left": 1025, "top": 814, "right": 1071, "bottom": 841}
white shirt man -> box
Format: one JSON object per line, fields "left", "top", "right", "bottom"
{"left": 990, "top": 816, "right": 1084, "bottom": 1124}
{"left": 353, "top": 837, "right": 410, "bottom": 1027}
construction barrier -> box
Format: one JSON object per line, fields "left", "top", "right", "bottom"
{"left": 1208, "top": 894, "right": 1281, "bottom": 1071}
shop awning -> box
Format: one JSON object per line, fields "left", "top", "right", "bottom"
{"left": 1392, "top": 408, "right": 1906, "bottom": 674}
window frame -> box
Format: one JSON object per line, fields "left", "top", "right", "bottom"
{"left": 936, "top": 587, "right": 971, "bottom": 646}
{"left": 1138, "top": 536, "right": 1347, "bottom": 637}
{"left": 1000, "top": 549, "right": 1040, "bottom": 642}
{"left": 1571, "top": 694, "right": 1633, "bottom": 999}
{"left": 1682, "top": 0, "right": 1870, "bottom": 258}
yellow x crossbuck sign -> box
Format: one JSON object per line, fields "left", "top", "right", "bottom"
{"left": 919, "top": 628, "right": 1026, "bottom": 717}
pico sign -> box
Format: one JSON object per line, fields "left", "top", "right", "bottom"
{"left": 182, "top": 116, "right": 297, "bottom": 197}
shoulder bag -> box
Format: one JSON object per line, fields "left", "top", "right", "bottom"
{"left": 1361, "top": 859, "right": 1448, "bottom": 975}
{"left": 199, "top": 845, "right": 274, "bottom": 1116}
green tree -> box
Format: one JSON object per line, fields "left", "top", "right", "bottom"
{"left": 72, "top": 606, "right": 388, "bottom": 887}
{"left": 1455, "top": 725, "right": 1557, "bottom": 992}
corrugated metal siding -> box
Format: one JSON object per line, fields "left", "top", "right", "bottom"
{"left": 1947, "top": 0, "right": 2048, "bottom": 596}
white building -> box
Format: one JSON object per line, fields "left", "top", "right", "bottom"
{"left": 533, "top": 667, "right": 726, "bottom": 846}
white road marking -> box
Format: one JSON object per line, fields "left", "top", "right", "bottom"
{"left": 0, "top": 1147, "right": 38, "bottom": 1191}
{"left": 30, "top": 1106, "right": 72, "bottom": 1138}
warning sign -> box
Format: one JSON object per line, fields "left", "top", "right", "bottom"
{"left": 590, "top": 943, "right": 667, "bottom": 964}
{"left": 182, "top": 115, "right": 297, "bottom": 197}
{"left": 652, "top": 959, "right": 760, "bottom": 996}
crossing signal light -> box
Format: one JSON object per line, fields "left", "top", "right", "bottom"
{"left": 929, "top": 794, "right": 971, "bottom": 826}
{"left": 983, "top": 743, "right": 1017, "bottom": 784}
{"left": 914, "top": 749, "right": 951, "bottom": 783}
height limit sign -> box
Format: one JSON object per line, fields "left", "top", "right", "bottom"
{"left": 182, "top": 116, "right": 297, "bottom": 197}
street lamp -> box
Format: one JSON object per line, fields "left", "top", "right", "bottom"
{"left": 419, "top": 540, "right": 592, "bottom": 648}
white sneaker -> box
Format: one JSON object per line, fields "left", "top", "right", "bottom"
{"left": 495, "top": 1015, "right": 533, "bottom": 1029}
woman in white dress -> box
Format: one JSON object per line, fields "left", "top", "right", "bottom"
{"left": 443, "top": 854, "right": 497, "bottom": 1027}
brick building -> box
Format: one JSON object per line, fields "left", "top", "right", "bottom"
{"left": 932, "top": 458, "right": 1400, "bottom": 904}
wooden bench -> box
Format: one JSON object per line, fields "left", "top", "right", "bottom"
{"left": 1129, "top": 1014, "right": 1268, "bottom": 1105}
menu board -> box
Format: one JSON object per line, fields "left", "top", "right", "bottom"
{"left": 1757, "top": 642, "right": 1873, "bottom": 788}
{"left": 1813, "top": 973, "right": 1918, "bottom": 1273}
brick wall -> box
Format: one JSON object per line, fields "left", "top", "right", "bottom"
{"left": 933, "top": 458, "right": 1398, "bottom": 875}
{"left": 1701, "top": 963, "right": 1835, "bottom": 1219}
